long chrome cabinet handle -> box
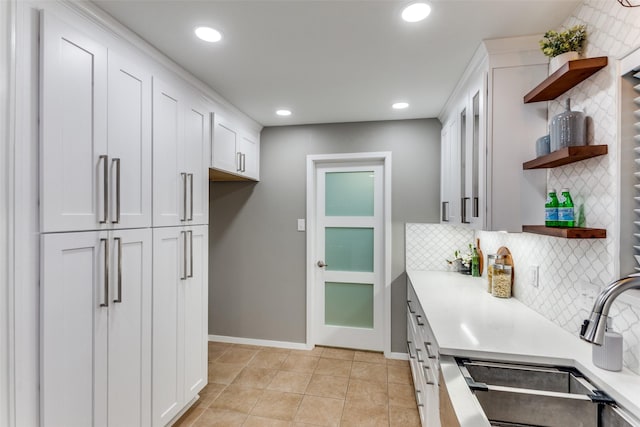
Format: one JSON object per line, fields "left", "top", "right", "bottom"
{"left": 113, "top": 237, "right": 122, "bottom": 303}
{"left": 188, "top": 173, "right": 194, "bottom": 221}
{"left": 99, "top": 155, "right": 109, "bottom": 223}
{"left": 236, "top": 152, "right": 242, "bottom": 172}
{"left": 424, "top": 341, "right": 437, "bottom": 359}
{"left": 461, "top": 197, "right": 470, "bottom": 224}
{"left": 473, "top": 197, "right": 479, "bottom": 218}
{"left": 181, "top": 231, "right": 187, "bottom": 280}
{"left": 415, "top": 390, "right": 424, "bottom": 407}
{"left": 416, "top": 348, "right": 425, "bottom": 363}
{"left": 441, "top": 201, "right": 449, "bottom": 222}
{"left": 188, "top": 230, "right": 193, "bottom": 278}
{"left": 181, "top": 173, "right": 187, "bottom": 221}
{"left": 423, "top": 364, "right": 435, "bottom": 385}
{"left": 100, "top": 238, "right": 109, "bottom": 307}
{"left": 113, "top": 158, "right": 121, "bottom": 224}
{"left": 241, "top": 153, "right": 246, "bottom": 172}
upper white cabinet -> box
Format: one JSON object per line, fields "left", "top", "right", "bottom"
{"left": 152, "top": 78, "right": 209, "bottom": 227}
{"left": 41, "top": 229, "right": 152, "bottom": 427}
{"left": 439, "top": 36, "right": 548, "bottom": 232}
{"left": 40, "top": 13, "right": 151, "bottom": 233}
{"left": 211, "top": 113, "right": 260, "bottom": 181}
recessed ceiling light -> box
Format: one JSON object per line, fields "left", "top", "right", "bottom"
{"left": 392, "top": 102, "right": 409, "bottom": 110}
{"left": 194, "top": 26, "right": 222, "bottom": 43}
{"left": 401, "top": 2, "right": 431, "bottom": 22}
{"left": 276, "top": 109, "right": 292, "bottom": 116}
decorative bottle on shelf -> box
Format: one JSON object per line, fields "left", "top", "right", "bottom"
{"left": 471, "top": 247, "right": 480, "bottom": 277}
{"left": 545, "top": 189, "right": 559, "bottom": 227}
{"left": 558, "top": 188, "right": 575, "bottom": 228}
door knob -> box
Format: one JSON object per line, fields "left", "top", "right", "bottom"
{"left": 317, "top": 260, "right": 328, "bottom": 268}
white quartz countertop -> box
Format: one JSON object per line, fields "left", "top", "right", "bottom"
{"left": 407, "top": 270, "right": 640, "bottom": 419}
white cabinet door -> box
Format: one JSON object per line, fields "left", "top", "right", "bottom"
{"left": 183, "top": 226, "right": 208, "bottom": 402}
{"left": 152, "top": 227, "right": 185, "bottom": 426}
{"left": 238, "top": 132, "right": 260, "bottom": 180}
{"left": 440, "top": 119, "right": 459, "bottom": 224}
{"left": 152, "top": 226, "right": 208, "bottom": 426}
{"left": 108, "top": 228, "right": 152, "bottom": 427}
{"left": 41, "top": 231, "right": 109, "bottom": 427}
{"left": 40, "top": 12, "right": 108, "bottom": 233}
{"left": 153, "top": 78, "right": 185, "bottom": 227}
{"left": 184, "top": 99, "right": 210, "bottom": 225}
{"left": 211, "top": 114, "right": 239, "bottom": 174}
{"left": 108, "top": 52, "right": 152, "bottom": 229}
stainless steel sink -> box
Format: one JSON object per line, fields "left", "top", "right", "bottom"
{"left": 457, "top": 358, "right": 639, "bottom": 427}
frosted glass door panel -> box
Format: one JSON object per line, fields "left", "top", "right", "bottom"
{"left": 325, "top": 172, "right": 374, "bottom": 216}
{"left": 325, "top": 227, "right": 374, "bottom": 272}
{"left": 325, "top": 282, "right": 373, "bottom": 328}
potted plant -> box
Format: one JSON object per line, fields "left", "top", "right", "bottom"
{"left": 539, "top": 24, "right": 587, "bottom": 73}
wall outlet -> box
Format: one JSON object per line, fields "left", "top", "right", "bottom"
{"left": 528, "top": 265, "right": 539, "bottom": 288}
{"left": 297, "top": 218, "right": 306, "bottom": 232}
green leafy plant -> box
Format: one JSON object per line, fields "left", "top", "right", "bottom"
{"left": 539, "top": 25, "right": 587, "bottom": 58}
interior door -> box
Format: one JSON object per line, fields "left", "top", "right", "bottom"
{"left": 314, "top": 163, "right": 384, "bottom": 351}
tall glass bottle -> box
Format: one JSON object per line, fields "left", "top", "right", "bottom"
{"left": 471, "top": 246, "right": 480, "bottom": 277}
{"left": 558, "top": 188, "right": 575, "bottom": 227}
{"left": 545, "top": 189, "right": 560, "bottom": 227}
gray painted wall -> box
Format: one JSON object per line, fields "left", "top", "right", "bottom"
{"left": 209, "top": 119, "right": 441, "bottom": 352}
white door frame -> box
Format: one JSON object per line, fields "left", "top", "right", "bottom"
{"left": 306, "top": 152, "right": 392, "bottom": 357}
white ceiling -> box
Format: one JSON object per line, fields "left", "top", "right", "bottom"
{"left": 93, "top": 0, "right": 581, "bottom": 127}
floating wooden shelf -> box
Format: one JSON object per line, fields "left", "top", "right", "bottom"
{"left": 523, "top": 145, "right": 608, "bottom": 169}
{"left": 523, "top": 57, "right": 608, "bottom": 103}
{"left": 522, "top": 225, "right": 606, "bottom": 239}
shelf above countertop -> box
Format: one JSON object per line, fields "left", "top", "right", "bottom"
{"left": 523, "top": 145, "right": 608, "bottom": 169}
{"left": 523, "top": 57, "right": 608, "bottom": 103}
{"left": 522, "top": 225, "right": 606, "bottom": 239}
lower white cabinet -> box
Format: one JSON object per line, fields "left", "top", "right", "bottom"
{"left": 41, "top": 229, "right": 152, "bottom": 427}
{"left": 152, "top": 226, "right": 208, "bottom": 426}
{"left": 407, "top": 280, "right": 441, "bottom": 427}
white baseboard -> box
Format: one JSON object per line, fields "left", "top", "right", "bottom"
{"left": 208, "top": 335, "right": 313, "bottom": 351}
{"left": 386, "top": 351, "right": 409, "bottom": 360}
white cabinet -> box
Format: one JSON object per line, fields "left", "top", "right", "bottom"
{"left": 41, "top": 229, "right": 152, "bottom": 427}
{"left": 407, "top": 281, "right": 440, "bottom": 427}
{"left": 153, "top": 79, "right": 209, "bottom": 227}
{"left": 152, "top": 226, "right": 208, "bottom": 427}
{"left": 211, "top": 113, "right": 260, "bottom": 181}
{"left": 40, "top": 12, "right": 151, "bottom": 233}
{"left": 439, "top": 36, "right": 548, "bottom": 232}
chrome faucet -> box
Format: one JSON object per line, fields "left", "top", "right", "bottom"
{"left": 580, "top": 274, "right": 640, "bottom": 345}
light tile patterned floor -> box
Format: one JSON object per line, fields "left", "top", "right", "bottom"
{"left": 173, "top": 341, "right": 421, "bottom": 427}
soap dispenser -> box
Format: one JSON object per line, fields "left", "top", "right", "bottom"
{"left": 592, "top": 317, "right": 623, "bottom": 372}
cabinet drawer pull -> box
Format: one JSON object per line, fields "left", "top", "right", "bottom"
{"left": 424, "top": 341, "right": 437, "bottom": 359}
{"left": 423, "top": 364, "right": 435, "bottom": 385}
{"left": 416, "top": 348, "right": 424, "bottom": 363}
{"left": 407, "top": 341, "right": 416, "bottom": 359}
{"left": 236, "top": 152, "right": 242, "bottom": 172}
{"left": 407, "top": 300, "right": 416, "bottom": 314}
{"left": 113, "top": 237, "right": 122, "bottom": 303}
{"left": 99, "top": 155, "right": 108, "bottom": 224}
{"left": 241, "top": 153, "right": 246, "bottom": 172}
{"left": 415, "top": 389, "right": 424, "bottom": 407}
{"left": 100, "top": 237, "right": 109, "bottom": 307}
{"left": 415, "top": 314, "right": 424, "bottom": 326}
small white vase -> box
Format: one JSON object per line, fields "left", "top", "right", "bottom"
{"left": 549, "top": 51, "right": 580, "bottom": 74}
